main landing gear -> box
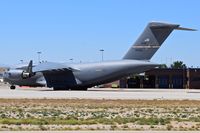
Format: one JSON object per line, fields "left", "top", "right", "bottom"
{"left": 10, "top": 85, "right": 16, "bottom": 90}
{"left": 53, "top": 87, "right": 67, "bottom": 91}
{"left": 74, "top": 87, "right": 88, "bottom": 91}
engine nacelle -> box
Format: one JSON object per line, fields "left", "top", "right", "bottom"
{"left": 21, "top": 72, "right": 31, "bottom": 79}
{"left": 4, "top": 69, "right": 32, "bottom": 80}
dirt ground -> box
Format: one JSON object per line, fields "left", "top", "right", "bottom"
{"left": 0, "top": 99, "right": 200, "bottom": 131}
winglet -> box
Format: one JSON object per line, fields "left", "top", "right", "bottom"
{"left": 21, "top": 60, "right": 34, "bottom": 79}
{"left": 27, "top": 60, "right": 33, "bottom": 73}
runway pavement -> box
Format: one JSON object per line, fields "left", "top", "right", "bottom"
{"left": 1, "top": 84, "right": 200, "bottom": 100}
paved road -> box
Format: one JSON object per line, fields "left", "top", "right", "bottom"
{"left": 0, "top": 84, "right": 200, "bottom": 100}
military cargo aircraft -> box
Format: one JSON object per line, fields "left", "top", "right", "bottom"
{"left": 2, "top": 22, "right": 196, "bottom": 90}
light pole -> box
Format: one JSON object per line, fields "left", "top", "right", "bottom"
{"left": 37, "top": 51, "right": 42, "bottom": 63}
{"left": 99, "top": 49, "right": 104, "bottom": 61}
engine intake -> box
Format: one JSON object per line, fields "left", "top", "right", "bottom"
{"left": 21, "top": 71, "right": 31, "bottom": 79}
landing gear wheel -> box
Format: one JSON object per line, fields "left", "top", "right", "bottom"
{"left": 81, "top": 88, "right": 88, "bottom": 91}
{"left": 10, "top": 86, "right": 16, "bottom": 90}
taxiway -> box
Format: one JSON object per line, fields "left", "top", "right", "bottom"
{"left": 0, "top": 84, "right": 200, "bottom": 100}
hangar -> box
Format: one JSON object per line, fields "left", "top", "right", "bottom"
{"left": 117, "top": 68, "right": 200, "bottom": 89}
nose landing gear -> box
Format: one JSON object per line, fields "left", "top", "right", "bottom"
{"left": 10, "top": 85, "right": 16, "bottom": 90}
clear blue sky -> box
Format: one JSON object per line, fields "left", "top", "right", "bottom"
{"left": 0, "top": 0, "right": 199, "bottom": 67}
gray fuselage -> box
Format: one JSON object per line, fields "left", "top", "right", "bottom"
{"left": 4, "top": 60, "right": 157, "bottom": 89}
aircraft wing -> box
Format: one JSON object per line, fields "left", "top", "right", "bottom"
{"left": 32, "top": 62, "right": 79, "bottom": 73}
{"left": 32, "top": 62, "right": 81, "bottom": 88}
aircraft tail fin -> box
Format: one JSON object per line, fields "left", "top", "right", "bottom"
{"left": 123, "top": 22, "right": 196, "bottom": 60}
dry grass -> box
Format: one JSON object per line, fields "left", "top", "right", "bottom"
{"left": 0, "top": 99, "right": 200, "bottom": 131}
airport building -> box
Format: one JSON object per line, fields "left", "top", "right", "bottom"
{"left": 107, "top": 68, "right": 200, "bottom": 89}
{"left": 145, "top": 68, "right": 200, "bottom": 89}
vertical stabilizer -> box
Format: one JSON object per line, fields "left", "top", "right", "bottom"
{"left": 123, "top": 22, "right": 196, "bottom": 60}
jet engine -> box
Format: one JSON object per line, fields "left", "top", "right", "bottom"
{"left": 3, "top": 60, "right": 34, "bottom": 80}
{"left": 4, "top": 69, "right": 32, "bottom": 80}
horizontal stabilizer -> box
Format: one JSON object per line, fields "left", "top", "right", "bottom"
{"left": 175, "top": 27, "right": 197, "bottom": 31}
